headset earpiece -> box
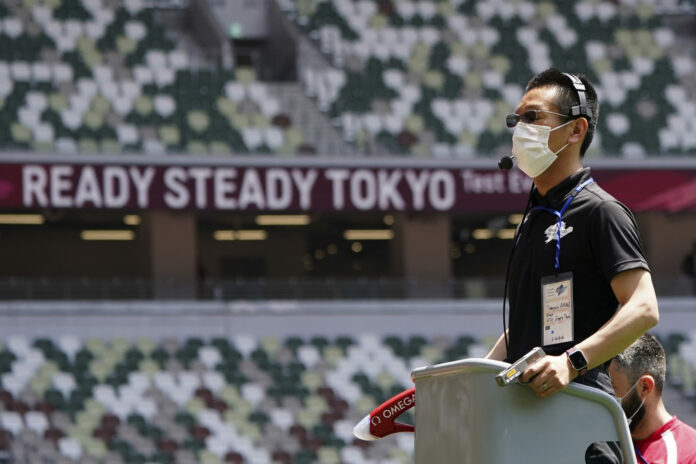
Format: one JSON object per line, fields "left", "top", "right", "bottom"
{"left": 562, "top": 73, "right": 592, "bottom": 120}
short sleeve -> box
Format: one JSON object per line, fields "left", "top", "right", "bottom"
{"left": 588, "top": 200, "right": 650, "bottom": 282}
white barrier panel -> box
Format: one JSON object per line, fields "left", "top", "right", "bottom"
{"left": 412, "top": 358, "right": 637, "bottom": 464}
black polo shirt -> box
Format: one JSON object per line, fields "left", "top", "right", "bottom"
{"left": 506, "top": 168, "right": 650, "bottom": 370}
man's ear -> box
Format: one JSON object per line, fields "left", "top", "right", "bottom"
{"left": 568, "top": 117, "right": 588, "bottom": 145}
{"left": 638, "top": 374, "right": 655, "bottom": 397}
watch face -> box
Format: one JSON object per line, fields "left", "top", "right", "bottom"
{"left": 569, "top": 350, "right": 587, "bottom": 369}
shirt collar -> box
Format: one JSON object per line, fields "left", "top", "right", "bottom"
{"left": 532, "top": 167, "right": 593, "bottom": 208}
{"left": 634, "top": 416, "right": 679, "bottom": 446}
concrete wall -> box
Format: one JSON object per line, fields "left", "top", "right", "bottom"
{"left": 0, "top": 298, "right": 692, "bottom": 339}
{"left": 216, "top": 0, "right": 268, "bottom": 38}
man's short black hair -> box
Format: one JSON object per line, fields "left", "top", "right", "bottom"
{"left": 525, "top": 68, "right": 599, "bottom": 157}
{"left": 612, "top": 333, "right": 666, "bottom": 393}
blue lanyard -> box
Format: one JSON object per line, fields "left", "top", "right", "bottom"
{"left": 635, "top": 447, "right": 649, "bottom": 464}
{"left": 530, "top": 178, "right": 594, "bottom": 271}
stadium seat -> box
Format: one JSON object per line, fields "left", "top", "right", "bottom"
{"left": 0, "top": 0, "right": 691, "bottom": 157}
{"left": 0, "top": 0, "right": 316, "bottom": 155}
{"left": 0, "top": 334, "right": 487, "bottom": 462}
{"left": 284, "top": 0, "right": 696, "bottom": 157}
{"left": 2, "top": 333, "right": 690, "bottom": 463}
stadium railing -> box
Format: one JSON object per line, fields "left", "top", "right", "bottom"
{"left": 0, "top": 277, "right": 505, "bottom": 300}
{"left": 0, "top": 275, "right": 692, "bottom": 300}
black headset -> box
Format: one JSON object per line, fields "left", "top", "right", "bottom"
{"left": 562, "top": 73, "right": 593, "bottom": 120}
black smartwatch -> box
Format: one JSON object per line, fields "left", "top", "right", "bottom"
{"left": 566, "top": 348, "right": 588, "bottom": 376}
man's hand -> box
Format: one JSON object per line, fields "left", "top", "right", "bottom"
{"left": 519, "top": 354, "right": 578, "bottom": 398}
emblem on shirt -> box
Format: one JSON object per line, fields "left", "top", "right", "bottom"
{"left": 544, "top": 221, "right": 573, "bottom": 244}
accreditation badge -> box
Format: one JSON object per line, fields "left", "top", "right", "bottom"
{"left": 540, "top": 272, "right": 574, "bottom": 346}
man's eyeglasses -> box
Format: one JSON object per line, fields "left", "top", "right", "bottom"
{"left": 505, "top": 110, "right": 570, "bottom": 128}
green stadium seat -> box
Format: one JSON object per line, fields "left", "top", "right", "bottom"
{"left": 0, "top": 0, "right": 314, "bottom": 156}
{"left": 9, "top": 332, "right": 694, "bottom": 463}
{"left": 287, "top": 0, "right": 696, "bottom": 156}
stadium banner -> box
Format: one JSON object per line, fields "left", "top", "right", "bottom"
{"left": 0, "top": 162, "right": 694, "bottom": 212}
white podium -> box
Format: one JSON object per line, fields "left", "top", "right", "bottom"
{"left": 411, "top": 358, "right": 636, "bottom": 464}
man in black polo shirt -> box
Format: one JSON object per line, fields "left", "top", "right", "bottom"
{"left": 486, "top": 68, "right": 659, "bottom": 401}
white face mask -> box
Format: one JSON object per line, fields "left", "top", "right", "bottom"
{"left": 512, "top": 120, "right": 572, "bottom": 178}
{"left": 618, "top": 378, "right": 646, "bottom": 426}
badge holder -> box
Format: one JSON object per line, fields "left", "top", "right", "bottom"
{"left": 541, "top": 272, "right": 574, "bottom": 346}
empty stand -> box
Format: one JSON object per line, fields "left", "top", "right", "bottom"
{"left": 0, "top": 0, "right": 315, "bottom": 155}
{"left": 0, "top": 334, "right": 483, "bottom": 463}
{"left": 1, "top": 332, "right": 695, "bottom": 462}
{"left": 0, "top": 0, "right": 692, "bottom": 156}
{"left": 286, "top": 0, "right": 696, "bottom": 157}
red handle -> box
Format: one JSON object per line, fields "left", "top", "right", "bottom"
{"left": 354, "top": 387, "right": 416, "bottom": 440}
